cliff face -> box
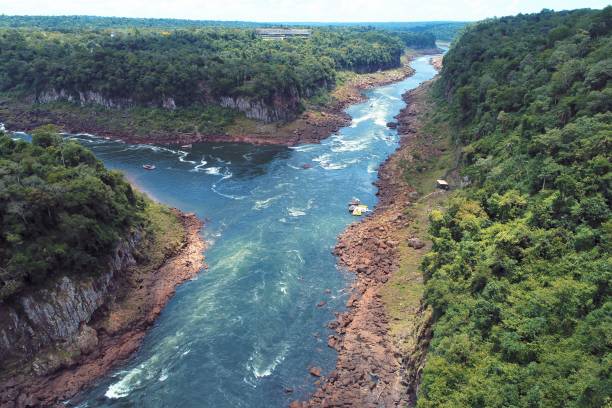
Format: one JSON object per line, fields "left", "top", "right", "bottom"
{"left": 0, "top": 231, "right": 140, "bottom": 372}
{"left": 35, "top": 88, "right": 302, "bottom": 123}
{"left": 0, "top": 211, "right": 204, "bottom": 408}
{"left": 350, "top": 55, "right": 402, "bottom": 74}
{"left": 36, "top": 89, "right": 138, "bottom": 109}
{"left": 36, "top": 89, "right": 180, "bottom": 111}
{"left": 218, "top": 92, "right": 302, "bottom": 123}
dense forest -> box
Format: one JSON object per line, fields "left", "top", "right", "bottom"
{"left": 0, "top": 15, "right": 466, "bottom": 41}
{"left": 0, "top": 25, "right": 435, "bottom": 120}
{"left": 0, "top": 125, "right": 145, "bottom": 301}
{"left": 418, "top": 7, "right": 611, "bottom": 407}
{"left": 0, "top": 15, "right": 267, "bottom": 29}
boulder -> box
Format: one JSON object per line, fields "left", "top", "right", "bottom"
{"left": 309, "top": 366, "right": 322, "bottom": 377}
{"left": 327, "top": 335, "right": 339, "bottom": 349}
{"left": 75, "top": 324, "right": 99, "bottom": 355}
{"left": 386, "top": 121, "right": 398, "bottom": 129}
{"left": 407, "top": 237, "right": 425, "bottom": 249}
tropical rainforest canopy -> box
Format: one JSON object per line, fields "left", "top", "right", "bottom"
{"left": 0, "top": 24, "right": 435, "bottom": 113}
{"left": 419, "top": 7, "right": 611, "bottom": 407}
{"left": 0, "top": 125, "right": 144, "bottom": 301}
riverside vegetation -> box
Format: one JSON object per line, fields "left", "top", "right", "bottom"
{"left": 0, "top": 20, "right": 442, "bottom": 138}
{"left": 0, "top": 6, "right": 609, "bottom": 408}
{"left": 0, "top": 125, "right": 146, "bottom": 301}
{"left": 0, "top": 124, "right": 207, "bottom": 406}
{"left": 0, "top": 125, "right": 191, "bottom": 304}
{"left": 414, "top": 7, "right": 611, "bottom": 407}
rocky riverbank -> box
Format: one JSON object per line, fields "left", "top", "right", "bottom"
{"left": 294, "top": 76, "right": 450, "bottom": 407}
{"left": 228, "top": 53, "right": 421, "bottom": 146}
{"left": 0, "top": 209, "right": 206, "bottom": 408}
{"left": 429, "top": 55, "right": 443, "bottom": 71}
{"left": 0, "top": 51, "right": 438, "bottom": 147}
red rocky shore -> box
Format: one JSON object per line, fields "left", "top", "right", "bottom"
{"left": 0, "top": 211, "right": 206, "bottom": 408}
{"left": 1, "top": 52, "right": 429, "bottom": 147}
{"left": 293, "top": 78, "right": 440, "bottom": 407}
{"left": 108, "top": 51, "right": 428, "bottom": 146}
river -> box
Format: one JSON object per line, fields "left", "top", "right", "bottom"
{"left": 56, "top": 55, "right": 439, "bottom": 407}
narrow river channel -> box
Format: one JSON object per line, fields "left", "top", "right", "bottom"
{"left": 64, "top": 55, "right": 439, "bottom": 407}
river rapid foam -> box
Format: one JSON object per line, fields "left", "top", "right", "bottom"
{"left": 60, "top": 55, "right": 440, "bottom": 408}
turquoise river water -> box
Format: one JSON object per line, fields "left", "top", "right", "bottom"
{"left": 32, "top": 55, "right": 437, "bottom": 407}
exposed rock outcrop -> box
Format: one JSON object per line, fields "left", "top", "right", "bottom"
{"left": 302, "top": 80, "right": 440, "bottom": 407}
{"left": 407, "top": 237, "right": 425, "bottom": 249}
{"left": 218, "top": 92, "right": 301, "bottom": 123}
{"left": 0, "top": 211, "right": 206, "bottom": 407}
{"left": 36, "top": 89, "right": 136, "bottom": 109}
{"left": 429, "top": 55, "right": 443, "bottom": 72}
{"left": 36, "top": 87, "right": 304, "bottom": 123}
{"left": 3, "top": 52, "right": 431, "bottom": 147}
{"left": 0, "top": 232, "right": 140, "bottom": 369}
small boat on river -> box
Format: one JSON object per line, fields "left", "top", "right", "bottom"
{"left": 351, "top": 204, "right": 369, "bottom": 216}
{"left": 181, "top": 144, "right": 193, "bottom": 149}
{"left": 348, "top": 198, "right": 370, "bottom": 216}
{"left": 143, "top": 164, "right": 156, "bottom": 170}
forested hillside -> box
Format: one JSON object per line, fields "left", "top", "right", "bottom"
{"left": 0, "top": 26, "right": 433, "bottom": 121}
{"left": 418, "top": 7, "right": 611, "bottom": 407}
{"left": 0, "top": 125, "right": 144, "bottom": 301}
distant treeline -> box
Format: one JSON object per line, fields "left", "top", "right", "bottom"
{"left": 418, "top": 7, "right": 611, "bottom": 407}
{"left": 0, "top": 15, "right": 467, "bottom": 41}
{"left": 0, "top": 15, "right": 267, "bottom": 29}
{"left": 352, "top": 21, "right": 468, "bottom": 42}
{"left": 0, "top": 26, "right": 434, "bottom": 117}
